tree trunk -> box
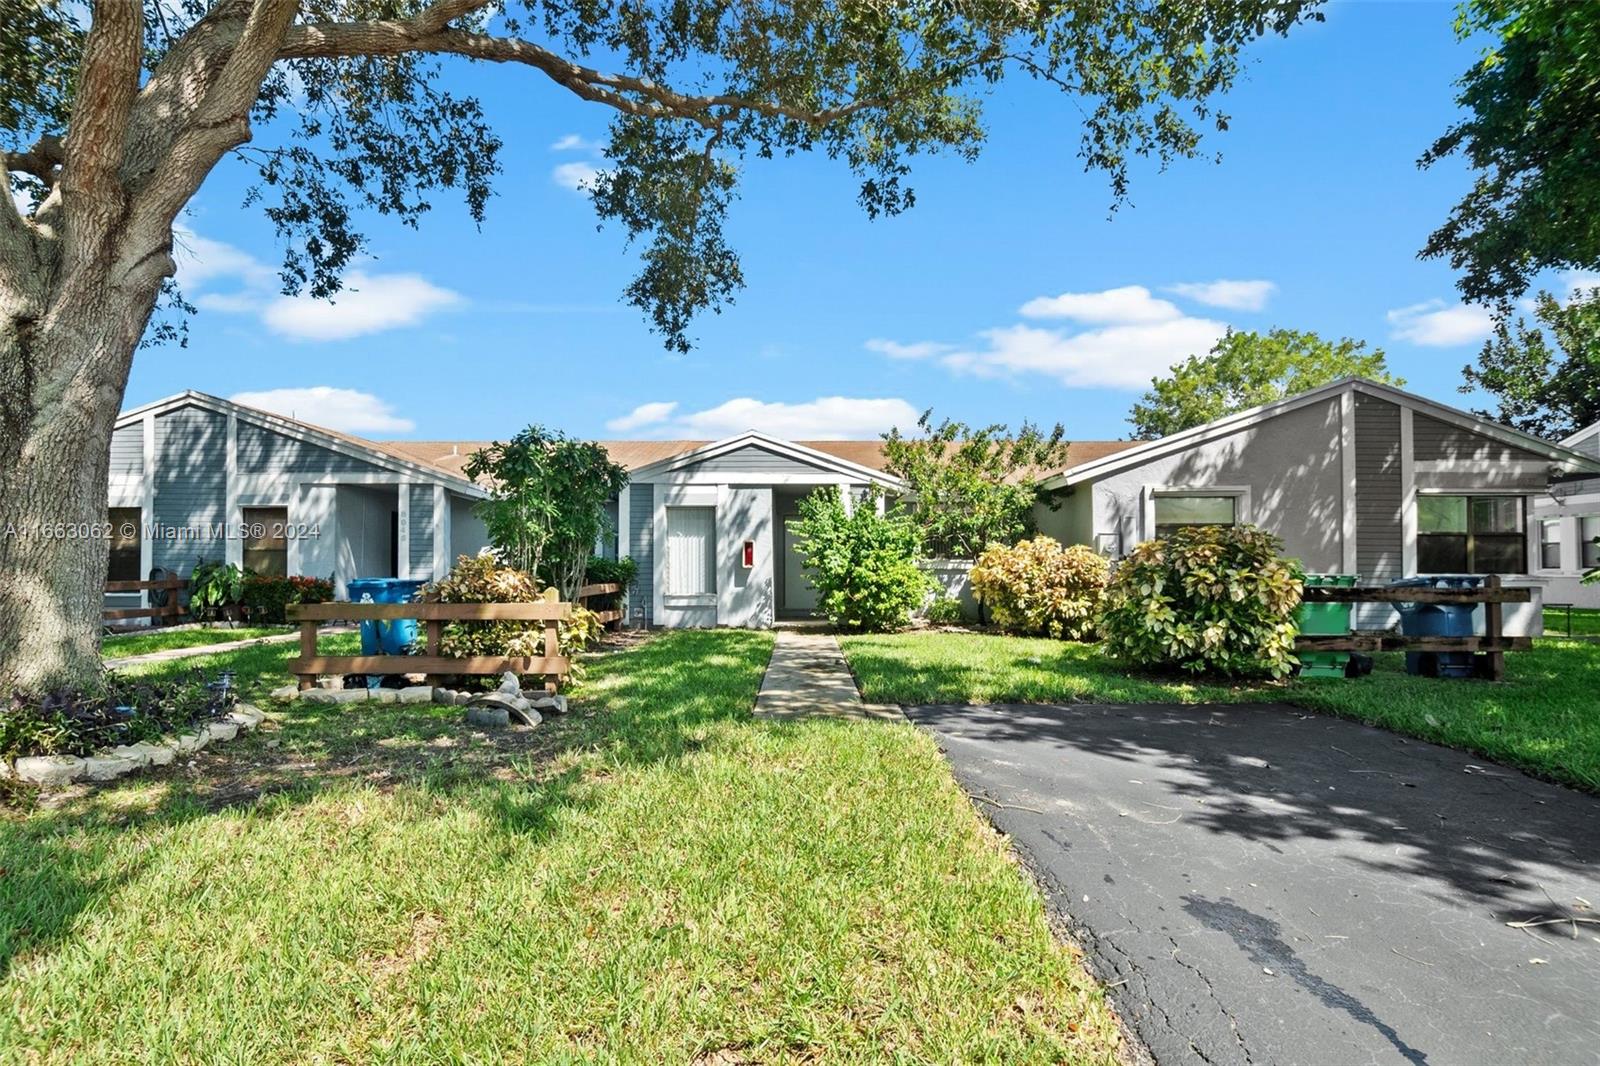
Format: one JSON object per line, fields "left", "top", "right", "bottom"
{"left": 0, "top": 263, "right": 156, "bottom": 695}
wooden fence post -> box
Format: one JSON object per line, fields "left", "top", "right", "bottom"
{"left": 1483, "top": 575, "right": 1505, "bottom": 682}
{"left": 544, "top": 616, "right": 560, "bottom": 694}
{"left": 298, "top": 621, "right": 318, "bottom": 690}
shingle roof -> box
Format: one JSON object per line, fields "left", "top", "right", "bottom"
{"left": 370, "top": 437, "right": 1143, "bottom": 486}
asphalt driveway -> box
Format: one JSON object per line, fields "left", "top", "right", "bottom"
{"left": 906, "top": 701, "right": 1600, "bottom": 1065}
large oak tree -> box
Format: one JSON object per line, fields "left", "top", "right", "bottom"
{"left": 1, "top": 0, "right": 1320, "bottom": 692}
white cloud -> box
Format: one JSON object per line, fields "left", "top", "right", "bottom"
{"left": 617, "top": 396, "right": 920, "bottom": 439}
{"left": 1019, "top": 285, "right": 1183, "bottom": 324}
{"left": 172, "top": 228, "right": 275, "bottom": 290}
{"left": 551, "top": 161, "right": 600, "bottom": 192}
{"left": 1166, "top": 279, "right": 1277, "bottom": 311}
{"left": 551, "top": 134, "right": 603, "bottom": 153}
{"left": 941, "top": 317, "right": 1228, "bottom": 390}
{"left": 229, "top": 386, "right": 415, "bottom": 434}
{"left": 864, "top": 338, "right": 956, "bottom": 361}
{"left": 1561, "top": 270, "right": 1600, "bottom": 303}
{"left": 606, "top": 401, "right": 679, "bottom": 433}
{"left": 260, "top": 270, "right": 462, "bottom": 341}
{"left": 1386, "top": 300, "right": 1496, "bottom": 347}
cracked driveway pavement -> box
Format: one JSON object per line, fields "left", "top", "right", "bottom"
{"left": 906, "top": 701, "right": 1600, "bottom": 1065}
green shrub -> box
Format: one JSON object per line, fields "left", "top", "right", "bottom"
{"left": 240, "top": 574, "right": 334, "bottom": 624}
{"left": 1100, "top": 524, "right": 1303, "bottom": 678}
{"left": 925, "top": 594, "right": 967, "bottom": 625}
{"left": 188, "top": 559, "right": 245, "bottom": 619}
{"left": 792, "top": 491, "right": 932, "bottom": 633}
{"left": 423, "top": 555, "right": 601, "bottom": 684}
{"left": 2, "top": 670, "right": 234, "bottom": 759}
{"left": 969, "top": 536, "right": 1108, "bottom": 640}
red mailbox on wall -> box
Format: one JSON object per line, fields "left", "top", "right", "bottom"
{"left": 742, "top": 540, "right": 755, "bottom": 569}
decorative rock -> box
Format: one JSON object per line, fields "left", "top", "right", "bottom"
{"left": 398, "top": 685, "right": 434, "bottom": 704}
{"left": 269, "top": 684, "right": 299, "bottom": 700}
{"left": 316, "top": 677, "right": 341, "bottom": 689}
{"left": 171, "top": 731, "right": 209, "bottom": 754}
{"left": 432, "top": 687, "right": 456, "bottom": 705}
{"left": 369, "top": 688, "right": 399, "bottom": 703}
{"left": 0, "top": 760, "right": 12, "bottom": 781}
{"left": 465, "top": 705, "right": 510, "bottom": 728}
{"left": 530, "top": 695, "right": 567, "bottom": 715}
{"left": 14, "top": 755, "right": 87, "bottom": 787}
{"left": 227, "top": 704, "right": 266, "bottom": 730}
{"left": 108, "top": 744, "right": 155, "bottom": 768}
{"left": 205, "top": 720, "right": 239, "bottom": 742}
{"left": 83, "top": 754, "right": 139, "bottom": 782}
{"left": 125, "top": 742, "right": 176, "bottom": 767}
{"left": 498, "top": 670, "right": 521, "bottom": 693}
{"left": 301, "top": 688, "right": 368, "bottom": 704}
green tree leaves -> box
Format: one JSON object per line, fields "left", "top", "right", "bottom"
{"left": 1461, "top": 288, "right": 1600, "bottom": 439}
{"left": 1128, "top": 328, "right": 1399, "bottom": 440}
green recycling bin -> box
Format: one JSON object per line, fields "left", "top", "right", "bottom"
{"left": 1297, "top": 574, "right": 1356, "bottom": 678}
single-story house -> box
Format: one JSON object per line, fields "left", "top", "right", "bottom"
{"left": 1529, "top": 419, "right": 1600, "bottom": 610}
{"left": 1032, "top": 377, "right": 1600, "bottom": 631}
{"left": 106, "top": 391, "right": 492, "bottom": 617}
{"left": 111, "top": 378, "right": 1600, "bottom": 630}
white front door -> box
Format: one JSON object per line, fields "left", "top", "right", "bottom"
{"left": 782, "top": 517, "right": 818, "bottom": 613}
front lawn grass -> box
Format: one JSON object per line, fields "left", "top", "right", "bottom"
{"left": 2, "top": 630, "right": 1121, "bottom": 1062}
{"left": 842, "top": 631, "right": 1600, "bottom": 792}
{"left": 100, "top": 625, "right": 291, "bottom": 658}
{"left": 1543, "top": 605, "right": 1600, "bottom": 638}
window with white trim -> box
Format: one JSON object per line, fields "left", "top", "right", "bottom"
{"left": 107, "top": 507, "right": 141, "bottom": 582}
{"left": 1417, "top": 495, "right": 1525, "bottom": 574}
{"left": 1153, "top": 494, "right": 1237, "bottom": 539}
{"left": 1539, "top": 519, "right": 1563, "bottom": 570}
{"left": 665, "top": 506, "right": 716, "bottom": 597}
{"left": 1583, "top": 516, "right": 1600, "bottom": 569}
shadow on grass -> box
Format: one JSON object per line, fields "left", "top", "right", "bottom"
{"left": 0, "top": 629, "right": 775, "bottom": 980}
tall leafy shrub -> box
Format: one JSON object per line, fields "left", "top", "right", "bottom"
{"left": 463, "top": 428, "right": 629, "bottom": 602}
{"left": 970, "top": 536, "right": 1108, "bottom": 640}
{"left": 1100, "top": 524, "right": 1303, "bottom": 678}
{"left": 792, "top": 490, "right": 931, "bottom": 632}
{"left": 423, "top": 555, "right": 601, "bottom": 682}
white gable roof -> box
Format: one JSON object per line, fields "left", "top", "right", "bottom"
{"left": 626, "top": 430, "right": 903, "bottom": 487}
{"left": 1043, "top": 377, "right": 1600, "bottom": 489}
{"left": 115, "top": 390, "right": 488, "bottom": 497}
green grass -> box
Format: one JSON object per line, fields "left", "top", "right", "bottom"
{"left": 1542, "top": 606, "right": 1600, "bottom": 637}
{"left": 2, "top": 630, "right": 1120, "bottom": 1062}
{"left": 101, "top": 625, "right": 291, "bottom": 658}
{"left": 841, "top": 631, "right": 1600, "bottom": 792}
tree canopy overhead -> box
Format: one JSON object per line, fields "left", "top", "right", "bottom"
{"left": 1420, "top": 0, "right": 1600, "bottom": 308}
{"left": 0, "top": 0, "right": 1323, "bottom": 693}
{"left": 1461, "top": 288, "right": 1600, "bottom": 440}
{"left": 1127, "top": 328, "right": 1400, "bottom": 440}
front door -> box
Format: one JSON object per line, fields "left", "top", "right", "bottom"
{"left": 781, "top": 517, "right": 819, "bottom": 614}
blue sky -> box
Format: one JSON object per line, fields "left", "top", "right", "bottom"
{"left": 131, "top": 1, "right": 1593, "bottom": 443}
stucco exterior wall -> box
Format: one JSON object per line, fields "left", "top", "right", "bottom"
{"left": 1084, "top": 396, "right": 1348, "bottom": 572}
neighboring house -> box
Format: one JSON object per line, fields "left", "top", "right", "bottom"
{"left": 1032, "top": 377, "right": 1600, "bottom": 632}
{"left": 1530, "top": 420, "right": 1600, "bottom": 610}
{"left": 112, "top": 377, "right": 1600, "bottom": 631}
{"left": 105, "top": 391, "right": 491, "bottom": 619}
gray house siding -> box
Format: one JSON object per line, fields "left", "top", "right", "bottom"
{"left": 237, "top": 423, "right": 386, "bottom": 474}
{"left": 680, "top": 444, "right": 837, "bottom": 476}
{"left": 109, "top": 425, "right": 143, "bottom": 478}
{"left": 1413, "top": 415, "right": 1545, "bottom": 464}
{"left": 628, "top": 482, "right": 653, "bottom": 620}
{"left": 1569, "top": 429, "right": 1600, "bottom": 460}
{"left": 1354, "top": 395, "right": 1403, "bottom": 583}
{"left": 152, "top": 406, "right": 226, "bottom": 573}
{"left": 408, "top": 484, "right": 434, "bottom": 576}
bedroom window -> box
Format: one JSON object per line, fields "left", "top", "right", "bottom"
{"left": 1539, "top": 519, "right": 1562, "bottom": 570}
{"left": 242, "top": 506, "right": 288, "bottom": 577}
{"left": 1583, "top": 516, "right": 1600, "bottom": 569}
{"left": 1418, "top": 495, "right": 1525, "bottom": 574}
{"left": 1153, "top": 494, "right": 1237, "bottom": 539}
{"left": 665, "top": 506, "right": 716, "bottom": 597}
{"left": 107, "top": 507, "right": 141, "bottom": 582}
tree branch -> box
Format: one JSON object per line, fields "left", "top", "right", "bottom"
{"left": 278, "top": 24, "right": 886, "bottom": 129}
{"left": 60, "top": 0, "right": 143, "bottom": 261}
{"left": 4, "top": 136, "right": 66, "bottom": 184}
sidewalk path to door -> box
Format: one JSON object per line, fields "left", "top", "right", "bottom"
{"left": 754, "top": 629, "right": 900, "bottom": 721}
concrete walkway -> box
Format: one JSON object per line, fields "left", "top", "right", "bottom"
{"left": 753, "top": 629, "right": 900, "bottom": 721}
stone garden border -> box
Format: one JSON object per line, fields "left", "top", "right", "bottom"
{"left": 1, "top": 703, "right": 267, "bottom": 788}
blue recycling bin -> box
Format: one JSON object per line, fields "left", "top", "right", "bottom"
{"left": 1390, "top": 576, "right": 1483, "bottom": 678}
{"left": 346, "top": 578, "right": 428, "bottom": 686}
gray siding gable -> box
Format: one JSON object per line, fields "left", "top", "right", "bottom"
{"left": 109, "top": 425, "right": 143, "bottom": 478}
{"left": 409, "top": 484, "right": 434, "bottom": 577}
{"left": 237, "top": 422, "right": 389, "bottom": 475}
{"left": 152, "top": 406, "right": 227, "bottom": 574}
{"left": 675, "top": 444, "right": 837, "bottom": 476}
{"left": 629, "top": 482, "right": 653, "bottom": 619}
{"left": 1413, "top": 414, "right": 1545, "bottom": 464}
{"left": 1354, "top": 395, "right": 1402, "bottom": 582}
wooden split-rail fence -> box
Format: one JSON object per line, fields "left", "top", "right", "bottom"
{"left": 103, "top": 576, "right": 188, "bottom": 625}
